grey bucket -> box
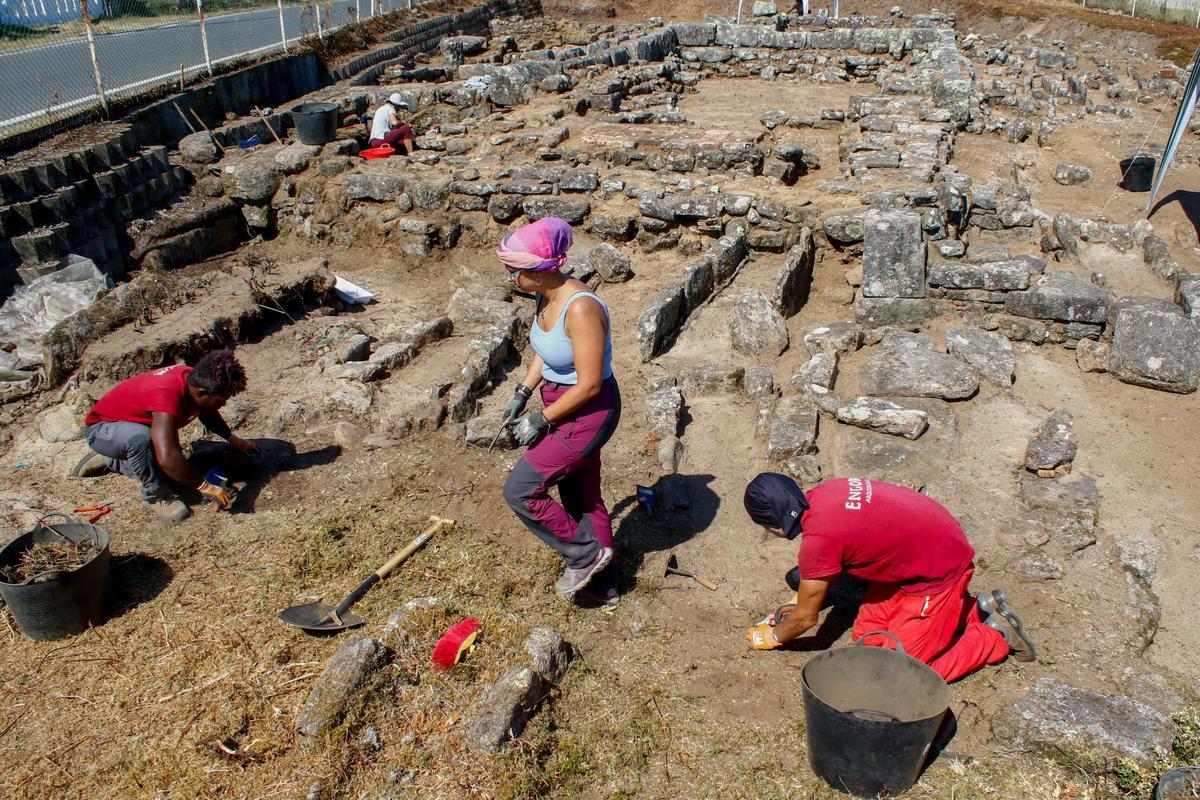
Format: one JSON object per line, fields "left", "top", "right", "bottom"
{"left": 0, "top": 516, "right": 111, "bottom": 640}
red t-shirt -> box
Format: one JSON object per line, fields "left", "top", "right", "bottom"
{"left": 797, "top": 478, "right": 974, "bottom": 595}
{"left": 85, "top": 365, "right": 199, "bottom": 429}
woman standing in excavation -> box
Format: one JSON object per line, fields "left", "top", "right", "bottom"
{"left": 499, "top": 217, "right": 621, "bottom": 603}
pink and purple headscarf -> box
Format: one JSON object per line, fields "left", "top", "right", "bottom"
{"left": 496, "top": 216, "right": 573, "bottom": 272}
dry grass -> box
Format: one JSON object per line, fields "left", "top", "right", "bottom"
{"left": 0, "top": 537, "right": 99, "bottom": 585}
{"left": 0, "top": 452, "right": 1109, "bottom": 799}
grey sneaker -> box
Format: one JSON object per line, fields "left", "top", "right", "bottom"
{"left": 72, "top": 452, "right": 111, "bottom": 478}
{"left": 979, "top": 588, "right": 1037, "bottom": 662}
{"left": 146, "top": 497, "right": 190, "bottom": 522}
{"left": 554, "top": 547, "right": 613, "bottom": 600}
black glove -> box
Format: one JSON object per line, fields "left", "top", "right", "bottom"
{"left": 501, "top": 384, "right": 531, "bottom": 427}
{"left": 512, "top": 410, "right": 550, "bottom": 446}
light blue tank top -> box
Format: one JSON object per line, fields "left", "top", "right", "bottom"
{"left": 530, "top": 291, "right": 614, "bottom": 385}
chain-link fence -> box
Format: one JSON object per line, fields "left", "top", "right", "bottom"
{"left": 1077, "top": 0, "right": 1200, "bottom": 25}
{"left": 0, "top": 0, "right": 421, "bottom": 138}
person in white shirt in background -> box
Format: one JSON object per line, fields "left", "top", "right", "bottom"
{"left": 368, "top": 93, "right": 414, "bottom": 154}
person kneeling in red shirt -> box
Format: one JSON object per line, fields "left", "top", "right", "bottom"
{"left": 743, "top": 472, "right": 1036, "bottom": 682}
{"left": 72, "top": 350, "right": 259, "bottom": 521}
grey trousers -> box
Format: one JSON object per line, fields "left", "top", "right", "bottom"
{"left": 84, "top": 421, "right": 168, "bottom": 502}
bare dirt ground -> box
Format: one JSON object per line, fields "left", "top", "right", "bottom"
{"left": 4, "top": 0, "right": 1200, "bottom": 798}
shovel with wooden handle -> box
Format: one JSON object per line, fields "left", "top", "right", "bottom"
{"left": 279, "top": 515, "right": 453, "bottom": 635}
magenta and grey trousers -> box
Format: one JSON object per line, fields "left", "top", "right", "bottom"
{"left": 503, "top": 378, "right": 621, "bottom": 578}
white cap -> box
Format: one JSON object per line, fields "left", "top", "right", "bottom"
{"left": 388, "top": 93, "right": 408, "bottom": 109}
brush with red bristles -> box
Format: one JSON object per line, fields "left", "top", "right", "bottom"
{"left": 431, "top": 618, "right": 481, "bottom": 670}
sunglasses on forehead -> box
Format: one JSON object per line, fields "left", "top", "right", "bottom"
{"left": 505, "top": 268, "right": 521, "bottom": 282}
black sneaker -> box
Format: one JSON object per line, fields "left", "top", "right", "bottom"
{"left": 979, "top": 589, "right": 1037, "bottom": 662}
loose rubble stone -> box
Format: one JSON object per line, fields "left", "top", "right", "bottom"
{"left": 1021, "top": 472, "right": 1100, "bottom": 556}
{"left": 677, "top": 363, "right": 744, "bottom": 395}
{"left": 276, "top": 143, "right": 321, "bottom": 174}
{"left": 1012, "top": 550, "right": 1065, "bottom": 581}
{"left": 1025, "top": 408, "right": 1076, "bottom": 472}
{"left": 222, "top": 158, "right": 281, "bottom": 202}
{"left": 1054, "top": 164, "right": 1093, "bottom": 185}
{"left": 1076, "top": 338, "right": 1110, "bottom": 372}
{"left": 180, "top": 132, "right": 219, "bottom": 164}
{"left": 862, "top": 208, "right": 925, "bottom": 299}
{"left": 822, "top": 210, "right": 865, "bottom": 245}
{"left": 524, "top": 628, "right": 572, "bottom": 683}
{"left": 859, "top": 332, "right": 978, "bottom": 400}
{"left": 790, "top": 353, "right": 838, "bottom": 391}
{"left": 645, "top": 387, "right": 683, "bottom": 438}
{"left": 999, "top": 678, "right": 1176, "bottom": 767}
{"left": 328, "top": 384, "right": 374, "bottom": 416}
{"left": 466, "top": 666, "right": 544, "bottom": 753}
{"left": 371, "top": 341, "right": 417, "bottom": 371}
{"left": 1107, "top": 296, "right": 1200, "bottom": 393}
{"left": 587, "top": 244, "right": 632, "bottom": 283}
{"left": 379, "top": 597, "right": 442, "bottom": 651}
{"left": 296, "top": 637, "right": 387, "bottom": 741}
{"left": 945, "top": 328, "right": 1015, "bottom": 387}
{"left": 835, "top": 397, "right": 928, "bottom": 439}
{"left": 637, "top": 284, "right": 684, "bottom": 361}
{"left": 742, "top": 366, "right": 777, "bottom": 401}
{"left": 767, "top": 397, "right": 818, "bottom": 461}
{"left": 803, "top": 322, "right": 862, "bottom": 356}
{"left": 774, "top": 230, "right": 815, "bottom": 317}
{"left": 465, "top": 417, "right": 515, "bottom": 450}
{"left": 783, "top": 454, "right": 822, "bottom": 486}
{"left": 336, "top": 361, "right": 385, "bottom": 382}
{"left": 730, "top": 289, "right": 789, "bottom": 356}
{"left": 346, "top": 168, "right": 404, "bottom": 202}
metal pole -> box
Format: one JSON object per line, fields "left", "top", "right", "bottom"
{"left": 196, "top": 0, "right": 213, "bottom": 76}
{"left": 736, "top": 0, "right": 743, "bottom": 24}
{"left": 1130, "top": 0, "right": 1137, "bottom": 17}
{"left": 277, "top": 0, "right": 288, "bottom": 52}
{"left": 832, "top": 0, "right": 838, "bottom": 18}
{"left": 315, "top": 0, "right": 323, "bottom": 38}
{"left": 79, "top": 0, "right": 109, "bottom": 117}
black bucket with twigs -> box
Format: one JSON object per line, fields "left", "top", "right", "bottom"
{"left": 0, "top": 515, "right": 110, "bottom": 640}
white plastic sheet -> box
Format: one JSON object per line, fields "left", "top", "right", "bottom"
{"left": 0, "top": 255, "right": 112, "bottom": 375}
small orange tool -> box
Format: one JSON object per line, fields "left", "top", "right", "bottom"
{"left": 74, "top": 500, "right": 114, "bottom": 524}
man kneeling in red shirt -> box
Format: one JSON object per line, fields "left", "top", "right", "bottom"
{"left": 73, "top": 350, "right": 259, "bottom": 521}
{"left": 743, "top": 473, "right": 1035, "bottom": 682}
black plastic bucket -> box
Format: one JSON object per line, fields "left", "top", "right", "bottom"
{"left": 801, "top": 631, "right": 952, "bottom": 797}
{"left": 1120, "top": 155, "right": 1156, "bottom": 192}
{"left": 290, "top": 102, "right": 338, "bottom": 146}
{"left": 0, "top": 517, "right": 111, "bottom": 640}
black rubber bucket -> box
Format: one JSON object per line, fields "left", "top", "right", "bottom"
{"left": 290, "top": 102, "right": 338, "bottom": 146}
{"left": 1120, "top": 155, "right": 1156, "bottom": 192}
{"left": 801, "top": 631, "right": 952, "bottom": 797}
{"left": 0, "top": 517, "right": 111, "bottom": 640}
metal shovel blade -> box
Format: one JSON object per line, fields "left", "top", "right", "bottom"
{"left": 278, "top": 603, "right": 365, "bottom": 634}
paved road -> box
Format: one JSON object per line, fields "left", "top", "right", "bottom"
{"left": 0, "top": 0, "right": 380, "bottom": 132}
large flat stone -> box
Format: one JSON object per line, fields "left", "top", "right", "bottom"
{"left": 862, "top": 208, "right": 925, "bottom": 299}
{"left": 1005, "top": 270, "right": 1109, "bottom": 323}
{"left": 859, "top": 332, "right": 978, "bottom": 399}
{"left": 1107, "top": 296, "right": 1200, "bottom": 393}
{"left": 999, "top": 678, "right": 1176, "bottom": 768}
